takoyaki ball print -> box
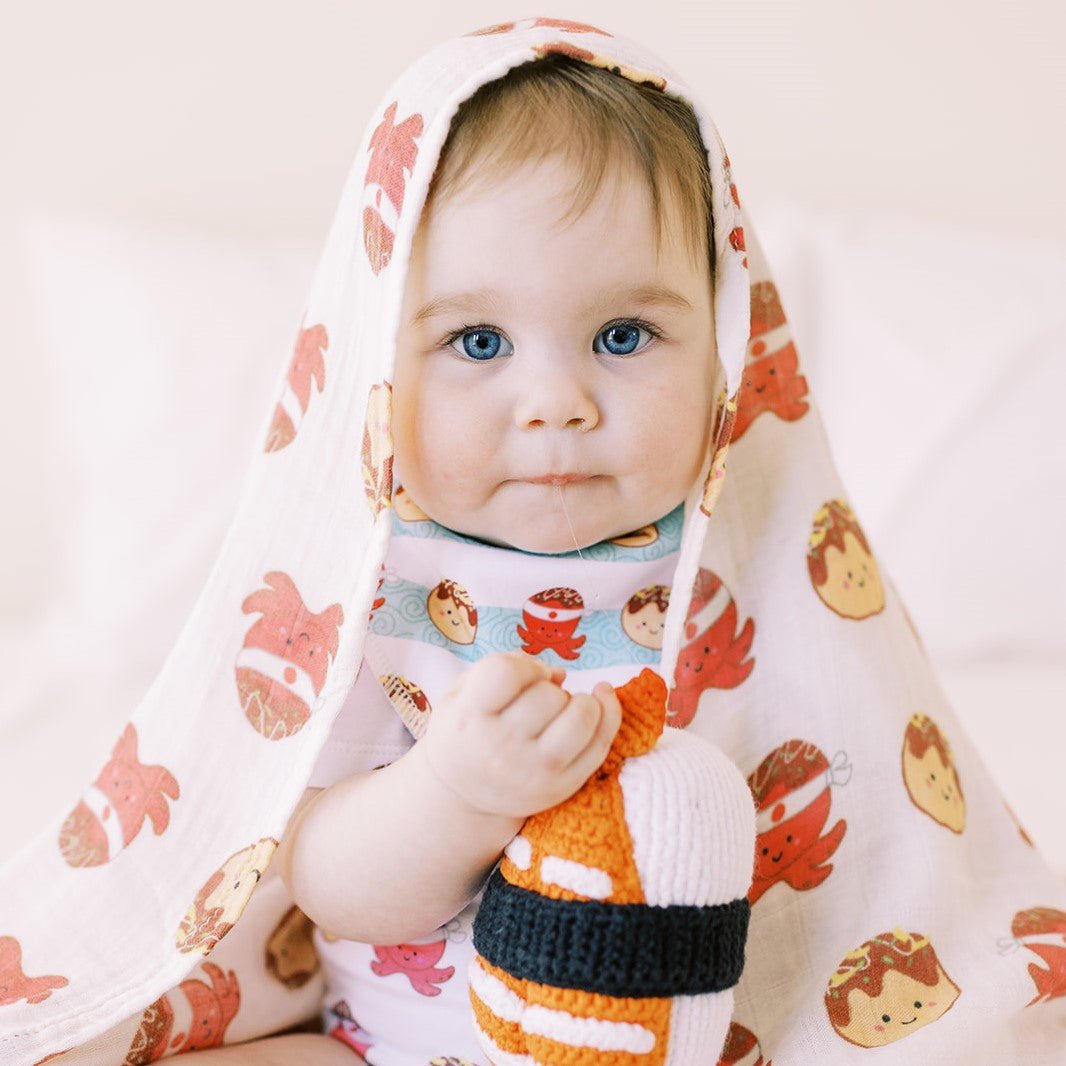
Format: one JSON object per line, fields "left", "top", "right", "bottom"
{"left": 699, "top": 391, "right": 739, "bottom": 520}
{"left": 1009, "top": 907, "right": 1066, "bottom": 1006}
{"left": 717, "top": 1021, "right": 772, "bottom": 1066}
{"left": 825, "top": 929, "right": 960, "bottom": 1048}
{"left": 620, "top": 584, "right": 670, "bottom": 650}
{"left": 265, "top": 904, "right": 320, "bottom": 989}
{"left": 264, "top": 322, "right": 328, "bottom": 453}
{"left": 58, "top": 722, "right": 179, "bottom": 867}
{"left": 807, "top": 499, "right": 885, "bottom": 619}
{"left": 532, "top": 42, "right": 668, "bottom": 93}
{"left": 380, "top": 673, "right": 432, "bottom": 740}
{"left": 362, "top": 381, "right": 395, "bottom": 518}
{"left": 176, "top": 838, "right": 278, "bottom": 955}
{"left": 729, "top": 279, "right": 810, "bottom": 444}
{"left": 124, "top": 961, "right": 240, "bottom": 1062}
{"left": 427, "top": 579, "right": 478, "bottom": 645}
{"left": 0, "top": 936, "right": 67, "bottom": 1006}
{"left": 668, "top": 566, "right": 754, "bottom": 728}
{"left": 393, "top": 483, "right": 430, "bottom": 522}
{"left": 236, "top": 572, "right": 344, "bottom": 741}
{"left": 363, "top": 102, "right": 423, "bottom": 275}
{"left": 607, "top": 522, "right": 658, "bottom": 548}
{"left": 901, "top": 714, "right": 966, "bottom": 834}
{"left": 517, "top": 587, "right": 586, "bottom": 660}
{"left": 747, "top": 739, "right": 850, "bottom": 905}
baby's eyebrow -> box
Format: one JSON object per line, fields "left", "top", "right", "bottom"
{"left": 412, "top": 284, "right": 692, "bottom": 324}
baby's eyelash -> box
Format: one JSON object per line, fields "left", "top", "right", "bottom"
{"left": 439, "top": 317, "right": 664, "bottom": 348}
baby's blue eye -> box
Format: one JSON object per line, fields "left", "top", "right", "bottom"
{"left": 595, "top": 322, "right": 655, "bottom": 357}
{"left": 449, "top": 328, "right": 512, "bottom": 362}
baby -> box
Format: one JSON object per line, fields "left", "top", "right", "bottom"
{"left": 10, "top": 17, "right": 1064, "bottom": 1066}
{"left": 181, "top": 47, "right": 749, "bottom": 1065}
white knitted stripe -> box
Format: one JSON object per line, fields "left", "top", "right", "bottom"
{"left": 468, "top": 956, "right": 524, "bottom": 1023}
{"left": 521, "top": 1004, "right": 656, "bottom": 1053}
{"left": 663, "top": 990, "right": 735, "bottom": 1065}
{"left": 234, "top": 646, "right": 317, "bottom": 712}
{"left": 504, "top": 833, "right": 532, "bottom": 870}
{"left": 80, "top": 785, "right": 125, "bottom": 860}
{"left": 539, "top": 855, "right": 613, "bottom": 900}
{"left": 619, "top": 729, "right": 755, "bottom": 906}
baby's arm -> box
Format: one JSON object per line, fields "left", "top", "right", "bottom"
{"left": 275, "top": 742, "right": 525, "bottom": 944}
{"left": 275, "top": 651, "right": 620, "bottom": 946}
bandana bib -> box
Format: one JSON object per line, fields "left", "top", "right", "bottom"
{"left": 309, "top": 489, "right": 702, "bottom": 1063}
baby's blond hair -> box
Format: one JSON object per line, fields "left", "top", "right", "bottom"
{"left": 427, "top": 51, "right": 715, "bottom": 277}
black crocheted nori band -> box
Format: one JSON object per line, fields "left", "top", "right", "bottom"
{"left": 471, "top": 866, "right": 750, "bottom": 998}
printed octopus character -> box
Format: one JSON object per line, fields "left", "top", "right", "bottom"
{"left": 516, "top": 587, "right": 586, "bottom": 660}
{"left": 362, "top": 381, "right": 394, "bottom": 517}
{"left": 747, "top": 739, "right": 850, "bottom": 905}
{"left": 380, "top": 673, "right": 432, "bottom": 740}
{"left": 1009, "top": 907, "right": 1066, "bottom": 1006}
{"left": 124, "top": 961, "right": 240, "bottom": 1063}
{"left": 58, "top": 722, "right": 179, "bottom": 867}
{"left": 264, "top": 322, "right": 328, "bottom": 452}
{"left": 370, "top": 936, "right": 455, "bottom": 996}
{"left": 235, "top": 571, "right": 344, "bottom": 741}
{"left": 901, "top": 714, "right": 966, "bottom": 833}
{"left": 667, "top": 566, "right": 754, "bottom": 728}
{"left": 175, "top": 838, "right": 278, "bottom": 955}
{"left": 717, "top": 1021, "right": 772, "bottom": 1066}
{"left": 825, "top": 929, "right": 960, "bottom": 1048}
{"left": 265, "top": 904, "right": 320, "bottom": 989}
{"left": 807, "top": 498, "right": 885, "bottom": 620}
{"left": 325, "top": 999, "right": 375, "bottom": 1058}
{"left": 729, "top": 280, "right": 809, "bottom": 444}
{"left": 363, "top": 101, "right": 423, "bottom": 274}
{"left": 699, "top": 387, "right": 738, "bottom": 520}
{"left": 0, "top": 936, "right": 67, "bottom": 1006}
{"left": 393, "top": 483, "right": 430, "bottom": 522}
{"left": 427, "top": 578, "right": 478, "bottom": 645}
{"left": 607, "top": 522, "right": 659, "bottom": 548}
{"left": 620, "top": 584, "right": 670, "bottom": 650}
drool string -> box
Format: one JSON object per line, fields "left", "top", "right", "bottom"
{"left": 555, "top": 482, "right": 600, "bottom": 613}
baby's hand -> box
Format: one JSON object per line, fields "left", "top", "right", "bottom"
{"left": 419, "top": 650, "right": 622, "bottom": 820}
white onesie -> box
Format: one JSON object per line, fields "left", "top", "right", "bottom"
{"left": 305, "top": 493, "right": 689, "bottom": 1064}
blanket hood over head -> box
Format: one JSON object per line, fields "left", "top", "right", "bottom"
{"left": 4, "top": 16, "right": 1066, "bottom": 1066}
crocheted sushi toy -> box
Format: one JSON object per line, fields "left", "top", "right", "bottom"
{"left": 468, "top": 667, "right": 756, "bottom": 1065}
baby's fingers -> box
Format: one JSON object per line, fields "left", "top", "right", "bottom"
{"left": 462, "top": 651, "right": 563, "bottom": 715}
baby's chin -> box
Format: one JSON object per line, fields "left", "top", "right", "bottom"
{"left": 412, "top": 476, "right": 654, "bottom": 553}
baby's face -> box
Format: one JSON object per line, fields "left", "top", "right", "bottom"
{"left": 393, "top": 153, "right": 716, "bottom": 553}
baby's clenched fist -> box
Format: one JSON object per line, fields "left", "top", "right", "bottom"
{"left": 419, "top": 650, "right": 622, "bottom": 820}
